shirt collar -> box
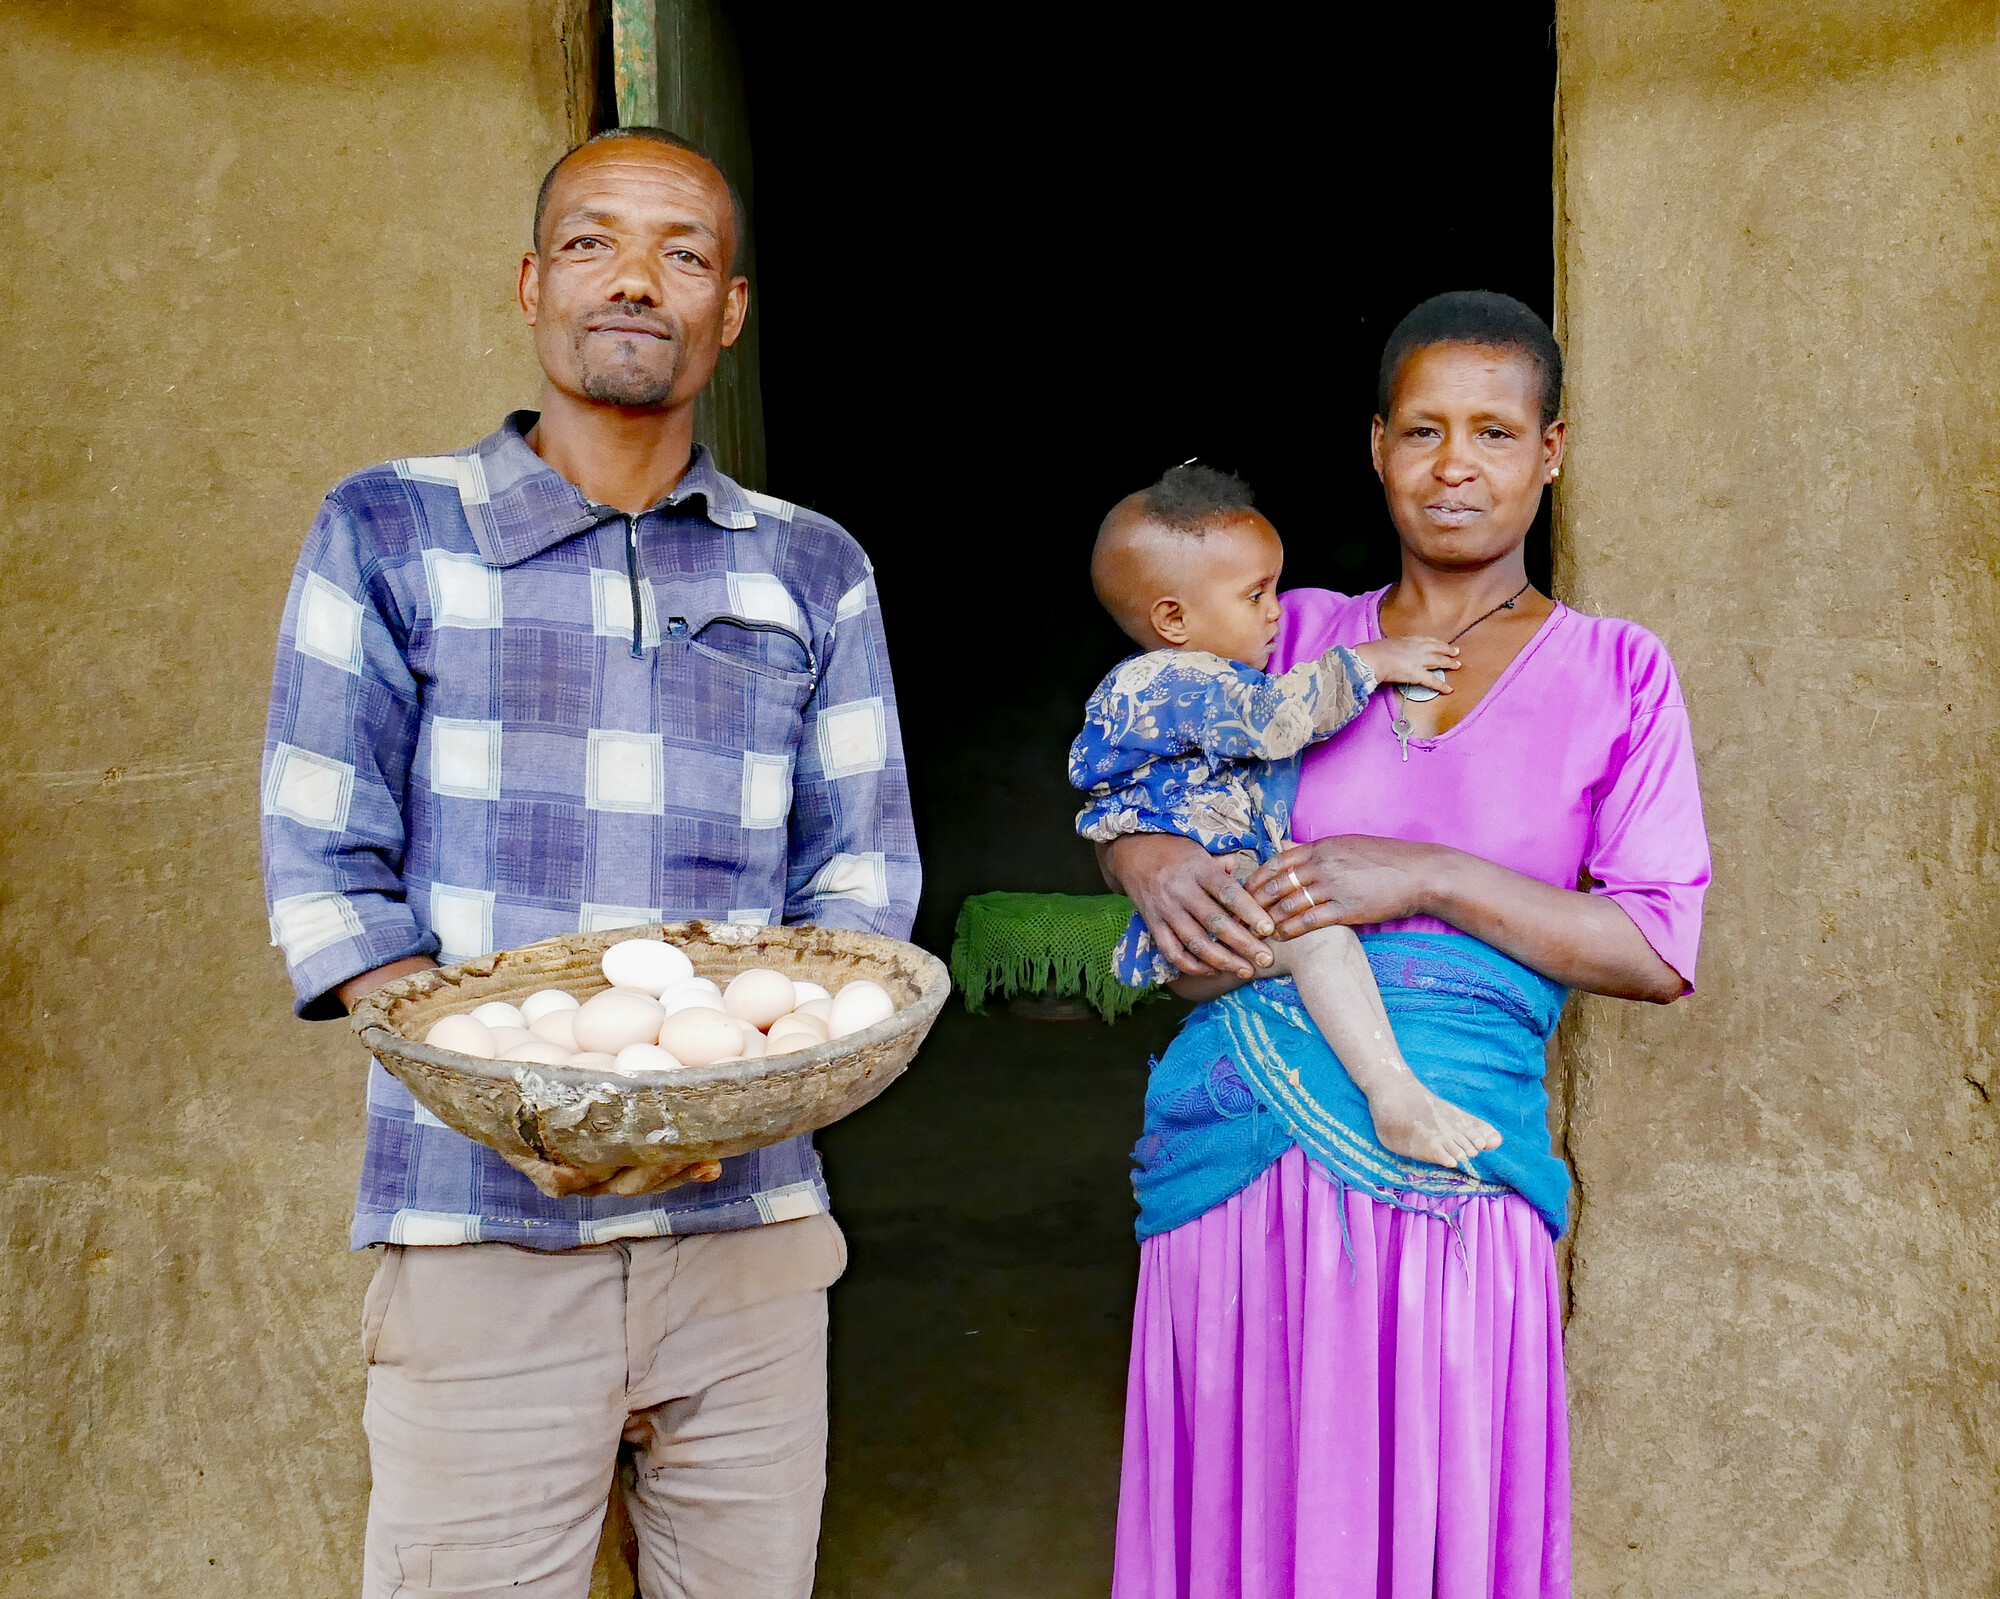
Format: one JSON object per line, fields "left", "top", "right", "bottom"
{"left": 459, "top": 411, "right": 758, "bottom": 567}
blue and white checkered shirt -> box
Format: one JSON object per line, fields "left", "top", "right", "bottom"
{"left": 260, "top": 414, "right": 919, "bottom": 1249}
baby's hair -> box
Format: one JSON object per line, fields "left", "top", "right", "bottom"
{"left": 1131, "top": 461, "right": 1257, "bottom": 532}
{"left": 1377, "top": 290, "right": 1563, "bottom": 429}
{"left": 1092, "top": 462, "right": 1265, "bottom": 646}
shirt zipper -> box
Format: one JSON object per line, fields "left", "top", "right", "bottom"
{"left": 624, "top": 513, "right": 644, "bottom": 658}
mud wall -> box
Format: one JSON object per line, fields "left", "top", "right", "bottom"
{"left": 1554, "top": 3, "right": 2000, "bottom": 1591}
{"left": 0, "top": 3, "right": 592, "bottom": 1590}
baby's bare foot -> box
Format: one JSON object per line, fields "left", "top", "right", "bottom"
{"left": 1366, "top": 1076, "right": 1503, "bottom": 1172}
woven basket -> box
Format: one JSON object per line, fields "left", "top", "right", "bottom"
{"left": 349, "top": 921, "right": 948, "bottom": 1192}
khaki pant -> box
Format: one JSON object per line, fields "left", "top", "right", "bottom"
{"left": 359, "top": 1213, "right": 846, "bottom": 1598}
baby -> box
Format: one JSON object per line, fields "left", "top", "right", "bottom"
{"left": 1070, "top": 464, "right": 1502, "bottom": 1171}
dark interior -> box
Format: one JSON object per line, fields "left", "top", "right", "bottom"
{"left": 734, "top": 5, "right": 1559, "bottom": 955}
{"left": 722, "top": 10, "right": 1558, "bottom": 1589}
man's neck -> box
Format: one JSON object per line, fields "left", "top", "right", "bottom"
{"left": 524, "top": 382, "right": 699, "bottom": 514}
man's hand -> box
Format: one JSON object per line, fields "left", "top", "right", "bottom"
{"left": 495, "top": 1146, "right": 725, "bottom": 1199}
{"left": 336, "top": 954, "right": 441, "bottom": 1014}
{"left": 337, "top": 954, "right": 726, "bottom": 1199}
{"left": 1100, "top": 832, "right": 1274, "bottom": 980}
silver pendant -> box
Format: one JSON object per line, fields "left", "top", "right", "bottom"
{"left": 1398, "top": 682, "right": 1442, "bottom": 703}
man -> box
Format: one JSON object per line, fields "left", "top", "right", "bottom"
{"left": 260, "top": 128, "right": 917, "bottom": 1597}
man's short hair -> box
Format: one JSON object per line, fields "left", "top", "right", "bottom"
{"left": 533, "top": 126, "right": 748, "bottom": 273}
{"left": 1128, "top": 461, "right": 1257, "bottom": 532}
{"left": 1376, "top": 290, "right": 1563, "bottom": 429}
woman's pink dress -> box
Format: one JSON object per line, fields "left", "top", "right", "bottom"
{"left": 1112, "top": 588, "right": 1710, "bottom": 1599}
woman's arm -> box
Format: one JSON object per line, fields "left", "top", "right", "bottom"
{"left": 1245, "top": 836, "right": 1686, "bottom": 1003}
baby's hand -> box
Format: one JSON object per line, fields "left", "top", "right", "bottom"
{"left": 1352, "top": 635, "right": 1460, "bottom": 693}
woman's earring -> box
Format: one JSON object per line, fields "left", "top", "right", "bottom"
{"left": 1549, "top": 467, "right": 1561, "bottom": 481}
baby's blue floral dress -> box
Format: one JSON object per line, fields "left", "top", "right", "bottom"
{"left": 1069, "top": 644, "right": 1377, "bottom": 986}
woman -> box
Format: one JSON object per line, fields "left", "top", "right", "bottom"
{"left": 1100, "top": 291, "right": 1709, "bottom": 1597}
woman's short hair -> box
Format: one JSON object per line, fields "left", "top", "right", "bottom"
{"left": 1377, "top": 291, "right": 1563, "bottom": 429}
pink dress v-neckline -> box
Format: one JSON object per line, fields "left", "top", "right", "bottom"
{"left": 1362, "top": 589, "right": 1566, "bottom": 753}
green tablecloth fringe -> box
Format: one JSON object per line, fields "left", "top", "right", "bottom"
{"left": 949, "top": 891, "right": 1148, "bottom": 1023}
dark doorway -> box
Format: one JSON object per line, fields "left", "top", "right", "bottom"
{"left": 735, "top": 7, "right": 1559, "bottom": 952}
{"left": 727, "top": 9, "right": 1558, "bottom": 1592}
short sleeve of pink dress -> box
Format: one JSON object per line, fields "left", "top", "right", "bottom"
{"left": 1271, "top": 587, "right": 1711, "bottom": 987}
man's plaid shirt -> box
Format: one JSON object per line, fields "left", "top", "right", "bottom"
{"left": 260, "top": 414, "right": 919, "bottom": 1249}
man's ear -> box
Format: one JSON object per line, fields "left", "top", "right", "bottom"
{"left": 1149, "top": 597, "right": 1190, "bottom": 647}
{"left": 518, "top": 252, "right": 541, "bottom": 327}
{"left": 1369, "top": 415, "right": 1387, "bottom": 482}
{"left": 719, "top": 276, "right": 749, "bottom": 349}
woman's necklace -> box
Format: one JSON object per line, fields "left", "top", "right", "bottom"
{"left": 1390, "top": 579, "right": 1533, "bottom": 761}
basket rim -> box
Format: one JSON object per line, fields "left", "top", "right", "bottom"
{"left": 350, "top": 920, "right": 950, "bottom": 1094}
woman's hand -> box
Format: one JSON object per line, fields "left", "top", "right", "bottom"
{"left": 1247, "top": 835, "right": 1687, "bottom": 1003}
{"left": 1100, "top": 833, "right": 1275, "bottom": 980}
{"left": 1245, "top": 836, "right": 1439, "bottom": 939}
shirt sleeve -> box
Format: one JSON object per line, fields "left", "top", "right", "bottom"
{"left": 783, "top": 566, "right": 920, "bottom": 941}
{"left": 1584, "top": 636, "right": 1711, "bottom": 991}
{"left": 1068, "top": 644, "right": 1372, "bottom": 791}
{"left": 260, "top": 495, "right": 436, "bottom": 1019}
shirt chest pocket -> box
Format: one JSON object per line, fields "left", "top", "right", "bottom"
{"left": 679, "top": 611, "right": 817, "bottom": 682}
{"left": 655, "top": 605, "right": 819, "bottom": 765}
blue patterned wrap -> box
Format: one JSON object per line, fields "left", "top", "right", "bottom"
{"left": 1130, "top": 932, "right": 1571, "bottom": 1240}
{"left": 1067, "top": 645, "right": 1375, "bottom": 987}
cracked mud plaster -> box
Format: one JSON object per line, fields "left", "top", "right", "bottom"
{"left": 0, "top": 2, "right": 590, "bottom": 1593}
{"left": 1553, "top": 1, "right": 2000, "bottom": 1592}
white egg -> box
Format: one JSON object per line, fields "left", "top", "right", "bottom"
{"left": 471, "top": 1001, "right": 527, "bottom": 1031}
{"left": 665, "top": 976, "right": 723, "bottom": 998}
{"left": 425, "top": 1014, "right": 497, "bottom": 1058}
{"left": 519, "top": 989, "right": 582, "bottom": 1025}
{"left": 501, "top": 1040, "right": 575, "bottom": 1065}
{"left": 566, "top": 1052, "right": 619, "bottom": 1068}
{"left": 767, "top": 1012, "right": 829, "bottom": 1046}
{"left": 792, "top": 997, "right": 834, "bottom": 1026}
{"left": 736, "top": 1029, "right": 769, "bottom": 1059}
{"left": 612, "top": 1043, "right": 684, "bottom": 1075}
{"left": 661, "top": 985, "right": 728, "bottom": 1017}
{"left": 656, "top": 1007, "right": 747, "bottom": 1067}
{"left": 601, "top": 939, "right": 695, "bottom": 996}
{"left": 572, "top": 989, "right": 667, "bottom": 1055}
{"left": 763, "top": 1025, "right": 819, "bottom": 1055}
{"left": 529, "top": 1010, "right": 579, "bottom": 1051}
{"left": 486, "top": 1026, "right": 535, "bottom": 1054}
{"left": 791, "top": 980, "right": 831, "bottom": 1006}
{"left": 829, "top": 980, "right": 896, "bottom": 1038}
{"left": 725, "top": 968, "right": 796, "bottom": 1029}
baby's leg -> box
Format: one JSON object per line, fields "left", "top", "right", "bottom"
{"left": 1264, "top": 925, "right": 1503, "bottom": 1171}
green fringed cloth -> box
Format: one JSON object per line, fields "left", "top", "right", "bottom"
{"left": 949, "top": 892, "right": 1148, "bottom": 1023}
